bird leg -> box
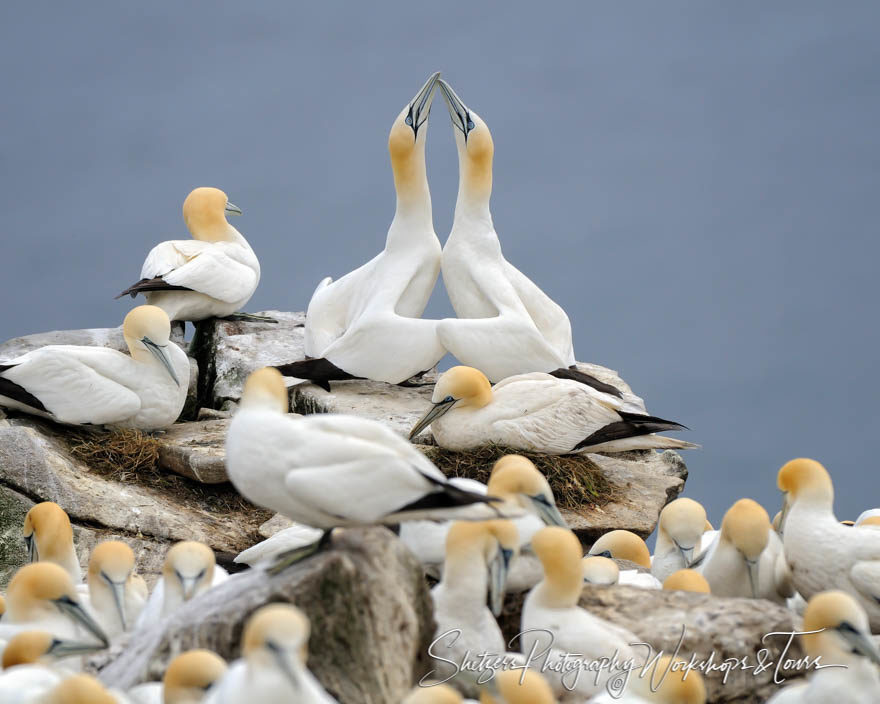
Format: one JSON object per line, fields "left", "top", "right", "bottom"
{"left": 266, "top": 529, "right": 334, "bottom": 575}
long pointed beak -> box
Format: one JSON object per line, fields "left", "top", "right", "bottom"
{"left": 407, "top": 71, "right": 440, "bottom": 135}
{"left": 839, "top": 623, "right": 880, "bottom": 665}
{"left": 677, "top": 542, "right": 695, "bottom": 567}
{"left": 109, "top": 581, "right": 127, "bottom": 632}
{"left": 55, "top": 596, "right": 109, "bottom": 647}
{"left": 225, "top": 202, "right": 243, "bottom": 216}
{"left": 268, "top": 643, "right": 301, "bottom": 692}
{"left": 409, "top": 398, "right": 456, "bottom": 439}
{"left": 528, "top": 495, "right": 567, "bottom": 527}
{"left": 25, "top": 534, "right": 37, "bottom": 563}
{"left": 142, "top": 336, "right": 180, "bottom": 387}
{"left": 48, "top": 637, "right": 108, "bottom": 659}
{"left": 488, "top": 547, "right": 513, "bottom": 617}
{"left": 745, "top": 558, "right": 760, "bottom": 598}
{"left": 437, "top": 78, "right": 471, "bottom": 138}
{"left": 180, "top": 576, "right": 200, "bottom": 601}
{"left": 777, "top": 497, "right": 790, "bottom": 537}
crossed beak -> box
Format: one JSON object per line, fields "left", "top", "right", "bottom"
{"left": 25, "top": 533, "right": 37, "bottom": 563}
{"left": 409, "top": 398, "right": 456, "bottom": 439}
{"left": 406, "top": 71, "right": 440, "bottom": 138}
{"left": 437, "top": 78, "right": 471, "bottom": 139}
{"left": 488, "top": 547, "right": 513, "bottom": 617}
{"left": 528, "top": 494, "right": 567, "bottom": 528}
{"left": 55, "top": 595, "right": 109, "bottom": 647}
{"left": 142, "top": 336, "right": 180, "bottom": 387}
{"left": 225, "top": 201, "right": 243, "bottom": 216}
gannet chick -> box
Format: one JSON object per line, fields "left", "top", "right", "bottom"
{"left": 588, "top": 655, "right": 707, "bottom": 703}
{"left": 0, "top": 563, "right": 108, "bottom": 652}
{"left": 430, "top": 521, "right": 519, "bottom": 692}
{"left": 127, "top": 649, "right": 227, "bottom": 704}
{"left": 35, "top": 673, "right": 119, "bottom": 704}
{"left": 23, "top": 503, "right": 80, "bottom": 582}
{"left": 409, "top": 367, "right": 696, "bottom": 453}
{"left": 582, "top": 556, "right": 620, "bottom": 586}
{"left": 86, "top": 542, "right": 146, "bottom": 640}
{"left": 0, "top": 306, "right": 188, "bottom": 430}
{"left": 522, "top": 527, "right": 642, "bottom": 698}
{"left": 778, "top": 458, "right": 880, "bottom": 630}
{"left": 588, "top": 530, "right": 661, "bottom": 589}
{"left": 205, "top": 604, "right": 337, "bottom": 703}
{"left": 226, "top": 368, "right": 512, "bottom": 571}
{"left": 766, "top": 590, "right": 880, "bottom": 703}
{"left": 117, "top": 188, "right": 259, "bottom": 322}
{"left": 662, "top": 569, "right": 711, "bottom": 594}
{"left": 651, "top": 498, "right": 707, "bottom": 582}
{"left": 480, "top": 670, "right": 557, "bottom": 704}
{"left": 279, "top": 72, "right": 445, "bottom": 389}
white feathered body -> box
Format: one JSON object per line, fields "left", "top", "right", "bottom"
{"left": 134, "top": 567, "right": 228, "bottom": 631}
{"left": 204, "top": 658, "right": 338, "bottom": 704}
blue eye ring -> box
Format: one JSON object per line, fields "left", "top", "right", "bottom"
{"left": 466, "top": 120, "right": 475, "bottom": 131}
{"left": 405, "top": 115, "right": 413, "bottom": 126}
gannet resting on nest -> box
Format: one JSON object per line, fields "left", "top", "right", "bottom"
{"left": 23, "top": 503, "right": 81, "bottom": 583}
{"left": 279, "top": 72, "right": 446, "bottom": 389}
{"left": 778, "top": 458, "right": 880, "bottom": 630}
{"left": 204, "top": 604, "right": 338, "bottom": 703}
{"left": 409, "top": 366, "right": 696, "bottom": 453}
{"left": 117, "top": 187, "right": 263, "bottom": 323}
{"left": 127, "top": 650, "right": 227, "bottom": 704}
{"left": 765, "top": 591, "right": 880, "bottom": 703}
{"left": 226, "top": 368, "right": 514, "bottom": 572}
{"left": 0, "top": 306, "right": 188, "bottom": 430}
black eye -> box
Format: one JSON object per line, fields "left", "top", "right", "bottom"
{"left": 196, "top": 569, "right": 206, "bottom": 580}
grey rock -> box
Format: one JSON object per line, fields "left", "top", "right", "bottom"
{"left": 96, "top": 527, "right": 435, "bottom": 704}
{"left": 156, "top": 419, "right": 229, "bottom": 484}
{"left": 0, "top": 485, "right": 34, "bottom": 588}
{"left": 258, "top": 512, "right": 293, "bottom": 540}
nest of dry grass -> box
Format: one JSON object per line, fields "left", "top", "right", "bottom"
{"left": 420, "top": 444, "right": 616, "bottom": 515}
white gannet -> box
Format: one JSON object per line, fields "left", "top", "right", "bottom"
{"left": 0, "top": 563, "right": 108, "bottom": 653}
{"left": 279, "top": 72, "right": 445, "bottom": 389}
{"left": 127, "top": 649, "right": 227, "bottom": 704}
{"left": 409, "top": 367, "right": 696, "bottom": 453}
{"left": 204, "top": 603, "right": 337, "bottom": 703}
{"left": 765, "top": 591, "right": 880, "bottom": 703}
{"left": 582, "top": 555, "right": 620, "bottom": 586}
{"left": 23, "top": 503, "right": 81, "bottom": 583}
{"left": 651, "top": 498, "right": 708, "bottom": 582}
{"left": 432, "top": 78, "right": 573, "bottom": 383}
{"left": 0, "top": 305, "right": 188, "bottom": 431}
{"left": 135, "top": 541, "right": 226, "bottom": 630}
{"left": 86, "top": 541, "right": 146, "bottom": 640}
{"left": 778, "top": 458, "right": 880, "bottom": 630}
{"left": 33, "top": 673, "right": 121, "bottom": 704}
{"left": 587, "top": 655, "right": 707, "bottom": 703}
{"left": 225, "top": 368, "right": 512, "bottom": 570}
{"left": 117, "top": 187, "right": 260, "bottom": 323}
{"left": 429, "top": 520, "right": 519, "bottom": 691}
{"left": 855, "top": 509, "right": 880, "bottom": 527}
{"left": 588, "top": 530, "right": 662, "bottom": 589}
{"left": 661, "top": 569, "right": 711, "bottom": 594}
{"left": 480, "top": 670, "right": 557, "bottom": 704}
{"left": 521, "top": 527, "right": 642, "bottom": 699}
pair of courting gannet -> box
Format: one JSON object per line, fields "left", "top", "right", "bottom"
{"left": 282, "top": 72, "right": 445, "bottom": 388}
{"left": 0, "top": 305, "right": 188, "bottom": 430}
{"left": 117, "top": 187, "right": 260, "bottom": 323}
{"left": 410, "top": 366, "right": 695, "bottom": 455}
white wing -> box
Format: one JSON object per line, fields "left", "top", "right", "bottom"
{"left": 158, "top": 245, "right": 257, "bottom": 304}
{"left": 234, "top": 523, "right": 324, "bottom": 566}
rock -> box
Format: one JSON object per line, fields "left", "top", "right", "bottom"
{"left": 0, "top": 485, "right": 34, "bottom": 588}
{"left": 499, "top": 585, "right": 805, "bottom": 703}
{"left": 96, "top": 527, "right": 435, "bottom": 704}
{"left": 258, "top": 512, "right": 293, "bottom": 539}
{"left": 156, "top": 419, "right": 229, "bottom": 484}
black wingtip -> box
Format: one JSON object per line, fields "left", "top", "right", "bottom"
{"left": 116, "top": 277, "right": 193, "bottom": 299}
{"left": 573, "top": 412, "right": 690, "bottom": 451}
{"left": 275, "top": 358, "right": 362, "bottom": 392}
{"left": 549, "top": 367, "right": 624, "bottom": 398}
{"left": 0, "top": 370, "right": 50, "bottom": 414}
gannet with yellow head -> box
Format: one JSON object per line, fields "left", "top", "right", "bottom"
{"left": 86, "top": 541, "right": 146, "bottom": 639}
{"left": 588, "top": 530, "right": 662, "bottom": 589}
{"left": 651, "top": 498, "right": 709, "bottom": 582}
{"left": 117, "top": 187, "right": 260, "bottom": 322}
{"left": 226, "top": 368, "right": 514, "bottom": 572}
{"left": 279, "top": 72, "right": 445, "bottom": 389}
{"left": 777, "top": 458, "right": 880, "bottom": 630}
{"left": 480, "top": 670, "right": 556, "bottom": 704}
{"left": 582, "top": 555, "right": 620, "bottom": 586}
{"left": 409, "top": 367, "right": 695, "bottom": 454}
{"left": 662, "top": 569, "right": 711, "bottom": 594}
{"left": 36, "top": 673, "right": 119, "bottom": 704}
{"left": 127, "top": 649, "right": 227, "bottom": 704}
{"left": 854, "top": 508, "right": 880, "bottom": 527}
{"left": 23, "top": 503, "right": 80, "bottom": 583}
{"left": 588, "top": 654, "right": 707, "bottom": 703}
{"left": 204, "top": 604, "right": 336, "bottom": 703}
{"left": 0, "top": 305, "right": 188, "bottom": 430}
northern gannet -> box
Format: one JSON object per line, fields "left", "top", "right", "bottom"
{"left": 651, "top": 498, "right": 708, "bottom": 582}
{"left": 117, "top": 187, "right": 260, "bottom": 322}
{"left": 409, "top": 367, "right": 696, "bottom": 453}
{"left": 588, "top": 530, "right": 662, "bottom": 589}
{"left": 85, "top": 541, "right": 146, "bottom": 640}
{"left": 587, "top": 655, "right": 707, "bottom": 703}
{"left": 521, "top": 527, "right": 642, "bottom": 699}
{"left": 582, "top": 555, "right": 620, "bottom": 586}
{"left": 765, "top": 591, "right": 880, "bottom": 703}
{"left": 432, "top": 78, "right": 574, "bottom": 383}
{"left": 480, "top": 670, "right": 557, "bottom": 704}
{"left": 23, "top": 503, "right": 81, "bottom": 583}
{"left": 34, "top": 673, "right": 121, "bottom": 704}
{"left": 204, "top": 604, "right": 337, "bottom": 703}
{"left": 778, "top": 458, "right": 880, "bottom": 630}
{"left": 225, "top": 368, "right": 510, "bottom": 570}
{"left": 279, "top": 72, "right": 445, "bottom": 389}
{"left": 127, "top": 650, "right": 227, "bottom": 704}
{"left": 0, "top": 305, "right": 188, "bottom": 430}
{"left": 662, "top": 569, "right": 711, "bottom": 594}
{"left": 855, "top": 508, "right": 880, "bottom": 527}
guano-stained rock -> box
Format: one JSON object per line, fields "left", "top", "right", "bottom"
{"left": 156, "top": 419, "right": 229, "bottom": 484}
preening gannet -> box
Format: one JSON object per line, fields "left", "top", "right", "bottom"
{"left": 651, "top": 498, "right": 708, "bottom": 582}
{"left": 204, "top": 604, "right": 337, "bottom": 703}
{"left": 280, "top": 72, "right": 445, "bottom": 388}
{"left": 225, "top": 368, "right": 510, "bottom": 570}
{"left": 480, "top": 670, "right": 557, "bottom": 704}
{"left": 662, "top": 569, "right": 711, "bottom": 594}
{"left": 35, "top": 673, "right": 120, "bottom": 704}
{"left": 588, "top": 530, "right": 661, "bottom": 589}
{"left": 765, "top": 591, "right": 880, "bottom": 703}
{"left": 23, "top": 503, "right": 81, "bottom": 583}
{"left": 409, "top": 367, "right": 696, "bottom": 453}
{"left": 587, "top": 655, "right": 707, "bottom": 703}
{"left": 582, "top": 556, "right": 620, "bottom": 586}
{"left": 86, "top": 541, "right": 146, "bottom": 640}
{"left": 127, "top": 649, "right": 227, "bottom": 704}
{"left": 433, "top": 78, "right": 574, "bottom": 382}
{"left": 0, "top": 305, "right": 188, "bottom": 430}
{"left": 117, "top": 187, "right": 259, "bottom": 322}
{"left": 521, "top": 527, "right": 642, "bottom": 699}
{"left": 778, "top": 458, "right": 880, "bottom": 630}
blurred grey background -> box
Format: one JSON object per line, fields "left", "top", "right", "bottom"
{"left": 2, "top": 1, "right": 878, "bottom": 524}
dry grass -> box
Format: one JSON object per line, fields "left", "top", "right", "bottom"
{"left": 420, "top": 444, "right": 616, "bottom": 515}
